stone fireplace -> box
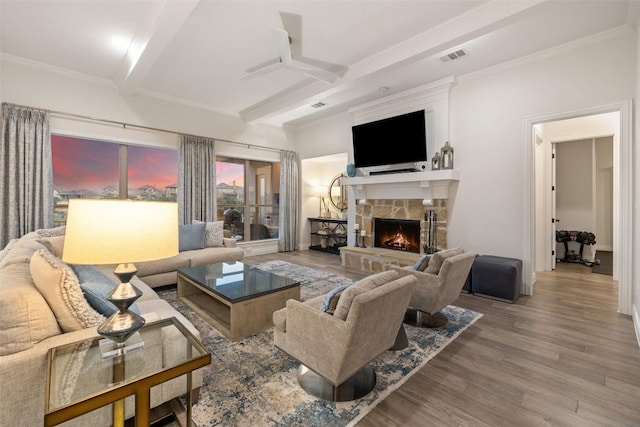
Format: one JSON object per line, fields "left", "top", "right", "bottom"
{"left": 341, "top": 198, "right": 447, "bottom": 273}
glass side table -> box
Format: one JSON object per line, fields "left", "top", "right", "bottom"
{"left": 44, "top": 317, "right": 211, "bottom": 427}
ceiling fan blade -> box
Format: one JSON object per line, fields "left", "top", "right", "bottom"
{"left": 279, "top": 12, "right": 302, "bottom": 58}
{"left": 289, "top": 60, "right": 339, "bottom": 84}
{"left": 271, "top": 27, "right": 292, "bottom": 63}
{"left": 241, "top": 59, "right": 283, "bottom": 80}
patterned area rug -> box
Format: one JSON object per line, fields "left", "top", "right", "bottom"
{"left": 160, "top": 260, "right": 482, "bottom": 427}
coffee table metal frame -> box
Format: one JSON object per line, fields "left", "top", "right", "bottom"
{"left": 177, "top": 262, "right": 300, "bottom": 340}
{"left": 44, "top": 317, "right": 211, "bottom": 427}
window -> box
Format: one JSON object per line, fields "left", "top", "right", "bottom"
{"left": 216, "top": 157, "right": 280, "bottom": 241}
{"left": 51, "top": 135, "right": 178, "bottom": 225}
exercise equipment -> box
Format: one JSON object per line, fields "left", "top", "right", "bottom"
{"left": 556, "top": 230, "right": 596, "bottom": 266}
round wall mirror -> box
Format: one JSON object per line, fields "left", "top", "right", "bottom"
{"left": 329, "top": 173, "right": 347, "bottom": 211}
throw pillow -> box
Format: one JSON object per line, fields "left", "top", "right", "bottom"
{"left": 193, "top": 220, "right": 224, "bottom": 247}
{"left": 30, "top": 249, "right": 105, "bottom": 332}
{"left": 333, "top": 270, "right": 399, "bottom": 320}
{"left": 39, "top": 235, "right": 65, "bottom": 258}
{"left": 320, "top": 284, "right": 350, "bottom": 314}
{"left": 413, "top": 254, "right": 431, "bottom": 271}
{"left": 36, "top": 226, "right": 66, "bottom": 238}
{"left": 179, "top": 223, "right": 206, "bottom": 251}
{"left": 71, "top": 265, "right": 140, "bottom": 316}
{"left": 424, "top": 247, "right": 464, "bottom": 275}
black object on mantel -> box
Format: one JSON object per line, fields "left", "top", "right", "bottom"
{"left": 369, "top": 168, "right": 419, "bottom": 175}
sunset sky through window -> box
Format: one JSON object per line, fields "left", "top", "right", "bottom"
{"left": 52, "top": 135, "right": 243, "bottom": 191}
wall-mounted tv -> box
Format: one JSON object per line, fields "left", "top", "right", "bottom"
{"left": 352, "top": 110, "right": 427, "bottom": 171}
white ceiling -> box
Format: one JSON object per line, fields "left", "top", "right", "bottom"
{"left": 0, "top": 1, "right": 637, "bottom": 128}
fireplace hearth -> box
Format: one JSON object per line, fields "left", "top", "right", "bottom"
{"left": 374, "top": 218, "right": 420, "bottom": 254}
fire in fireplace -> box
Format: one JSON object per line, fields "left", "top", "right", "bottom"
{"left": 374, "top": 218, "right": 420, "bottom": 253}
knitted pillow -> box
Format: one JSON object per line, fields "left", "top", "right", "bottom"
{"left": 193, "top": 220, "right": 224, "bottom": 247}
{"left": 30, "top": 249, "right": 104, "bottom": 332}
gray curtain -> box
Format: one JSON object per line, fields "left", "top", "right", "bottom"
{"left": 178, "top": 135, "right": 216, "bottom": 225}
{"left": 0, "top": 104, "right": 52, "bottom": 247}
{"left": 279, "top": 150, "right": 299, "bottom": 252}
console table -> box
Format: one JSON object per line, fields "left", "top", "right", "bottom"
{"left": 308, "top": 217, "right": 347, "bottom": 255}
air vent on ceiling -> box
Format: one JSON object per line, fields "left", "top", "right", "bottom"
{"left": 440, "top": 48, "right": 468, "bottom": 62}
{"left": 311, "top": 102, "right": 326, "bottom": 109}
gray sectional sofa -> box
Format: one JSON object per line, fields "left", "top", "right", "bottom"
{"left": 0, "top": 225, "right": 242, "bottom": 426}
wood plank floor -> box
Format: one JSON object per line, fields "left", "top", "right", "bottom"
{"left": 241, "top": 250, "right": 640, "bottom": 427}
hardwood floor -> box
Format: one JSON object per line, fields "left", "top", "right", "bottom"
{"left": 242, "top": 250, "right": 640, "bottom": 427}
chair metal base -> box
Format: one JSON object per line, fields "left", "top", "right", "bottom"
{"left": 297, "top": 364, "right": 376, "bottom": 402}
{"left": 404, "top": 308, "right": 449, "bottom": 328}
{"left": 390, "top": 323, "right": 408, "bottom": 350}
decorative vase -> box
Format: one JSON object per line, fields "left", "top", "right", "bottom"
{"left": 346, "top": 163, "right": 356, "bottom": 177}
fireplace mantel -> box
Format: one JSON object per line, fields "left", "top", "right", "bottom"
{"left": 344, "top": 169, "right": 459, "bottom": 202}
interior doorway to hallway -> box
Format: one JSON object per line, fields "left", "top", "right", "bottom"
{"left": 524, "top": 100, "right": 632, "bottom": 315}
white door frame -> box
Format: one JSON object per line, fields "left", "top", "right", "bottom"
{"left": 523, "top": 100, "right": 632, "bottom": 315}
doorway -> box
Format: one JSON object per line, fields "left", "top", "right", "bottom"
{"left": 553, "top": 135, "right": 613, "bottom": 268}
{"left": 524, "top": 101, "right": 632, "bottom": 316}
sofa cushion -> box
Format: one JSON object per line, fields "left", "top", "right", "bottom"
{"left": 179, "top": 223, "right": 205, "bottom": 251}
{"left": 193, "top": 220, "right": 224, "bottom": 247}
{"left": 135, "top": 253, "right": 191, "bottom": 277}
{"left": 333, "top": 270, "right": 399, "bottom": 320}
{"left": 413, "top": 254, "right": 431, "bottom": 271}
{"left": 0, "top": 237, "right": 48, "bottom": 269}
{"left": 30, "top": 249, "right": 105, "bottom": 332}
{"left": 424, "top": 247, "right": 464, "bottom": 275}
{"left": 185, "top": 246, "right": 245, "bottom": 266}
{"left": 0, "top": 263, "right": 61, "bottom": 356}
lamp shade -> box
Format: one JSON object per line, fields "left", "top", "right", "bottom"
{"left": 62, "top": 199, "right": 179, "bottom": 265}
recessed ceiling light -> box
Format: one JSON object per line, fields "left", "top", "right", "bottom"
{"left": 311, "top": 102, "right": 326, "bottom": 109}
{"left": 378, "top": 86, "right": 389, "bottom": 93}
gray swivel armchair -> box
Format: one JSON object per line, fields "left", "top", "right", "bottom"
{"left": 389, "top": 248, "right": 476, "bottom": 328}
{"left": 272, "top": 270, "right": 416, "bottom": 401}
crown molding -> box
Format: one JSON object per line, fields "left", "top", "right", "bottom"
{"left": 458, "top": 25, "right": 634, "bottom": 84}
{"left": 1, "top": 53, "right": 116, "bottom": 88}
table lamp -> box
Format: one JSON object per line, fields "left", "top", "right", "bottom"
{"left": 62, "top": 199, "right": 178, "bottom": 345}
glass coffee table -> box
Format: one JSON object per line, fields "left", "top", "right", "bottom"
{"left": 177, "top": 261, "right": 300, "bottom": 340}
{"left": 44, "top": 317, "right": 210, "bottom": 427}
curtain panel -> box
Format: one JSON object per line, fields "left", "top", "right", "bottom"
{"left": 0, "top": 104, "right": 52, "bottom": 247}
{"left": 279, "top": 150, "right": 299, "bottom": 252}
{"left": 178, "top": 135, "right": 216, "bottom": 225}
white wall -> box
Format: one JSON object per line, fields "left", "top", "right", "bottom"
{"left": 446, "top": 31, "right": 636, "bottom": 271}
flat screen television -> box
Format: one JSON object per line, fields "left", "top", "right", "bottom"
{"left": 352, "top": 110, "right": 427, "bottom": 171}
